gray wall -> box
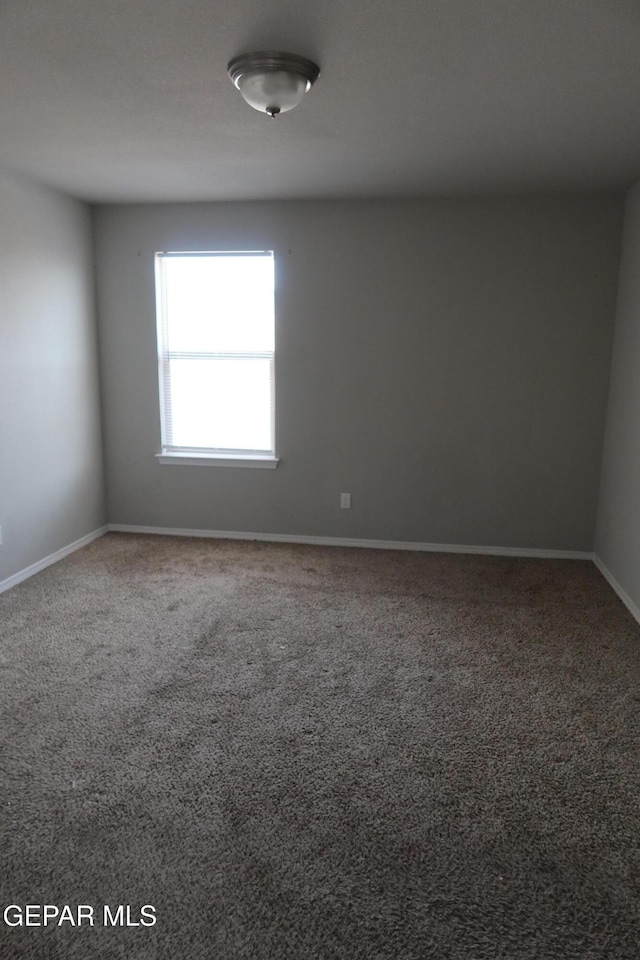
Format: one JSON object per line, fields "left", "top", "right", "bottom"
{"left": 596, "top": 181, "right": 640, "bottom": 600}
{"left": 95, "top": 196, "right": 622, "bottom": 550}
{"left": 0, "top": 168, "right": 106, "bottom": 583}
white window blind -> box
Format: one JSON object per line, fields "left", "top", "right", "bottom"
{"left": 155, "top": 251, "right": 275, "bottom": 458}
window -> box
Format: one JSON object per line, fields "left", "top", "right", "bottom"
{"left": 155, "top": 251, "right": 277, "bottom": 467}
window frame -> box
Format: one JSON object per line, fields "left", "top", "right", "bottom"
{"left": 154, "top": 250, "right": 278, "bottom": 468}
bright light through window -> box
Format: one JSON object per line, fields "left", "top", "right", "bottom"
{"left": 155, "top": 251, "right": 275, "bottom": 457}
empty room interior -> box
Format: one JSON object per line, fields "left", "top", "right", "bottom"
{"left": 2, "top": 1, "right": 640, "bottom": 957}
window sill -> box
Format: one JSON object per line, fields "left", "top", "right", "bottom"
{"left": 156, "top": 453, "right": 279, "bottom": 469}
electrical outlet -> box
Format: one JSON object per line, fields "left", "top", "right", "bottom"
{"left": 340, "top": 493, "right": 351, "bottom": 509}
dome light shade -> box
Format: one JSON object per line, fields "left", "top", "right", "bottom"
{"left": 227, "top": 51, "right": 320, "bottom": 117}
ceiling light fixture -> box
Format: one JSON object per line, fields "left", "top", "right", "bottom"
{"left": 227, "top": 51, "right": 320, "bottom": 118}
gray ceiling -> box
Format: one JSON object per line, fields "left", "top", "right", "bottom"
{"left": 1, "top": 0, "right": 639, "bottom": 203}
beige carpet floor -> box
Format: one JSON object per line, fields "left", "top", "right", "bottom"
{"left": 1, "top": 533, "right": 639, "bottom": 959}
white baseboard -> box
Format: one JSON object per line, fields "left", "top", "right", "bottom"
{"left": 0, "top": 526, "right": 109, "bottom": 596}
{"left": 592, "top": 554, "right": 640, "bottom": 627}
{"left": 3, "top": 523, "right": 620, "bottom": 605}
{"left": 107, "top": 524, "right": 592, "bottom": 560}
